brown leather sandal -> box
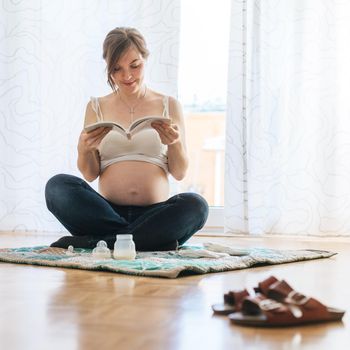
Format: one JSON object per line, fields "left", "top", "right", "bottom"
{"left": 212, "top": 289, "right": 250, "bottom": 315}
{"left": 229, "top": 280, "right": 345, "bottom": 327}
{"left": 212, "top": 276, "right": 279, "bottom": 315}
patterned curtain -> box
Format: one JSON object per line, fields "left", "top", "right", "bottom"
{"left": 225, "top": 0, "right": 350, "bottom": 236}
{"left": 0, "top": 0, "right": 180, "bottom": 231}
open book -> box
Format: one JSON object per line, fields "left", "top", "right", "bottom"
{"left": 84, "top": 116, "right": 171, "bottom": 139}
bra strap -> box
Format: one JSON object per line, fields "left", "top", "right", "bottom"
{"left": 90, "top": 97, "right": 104, "bottom": 121}
{"left": 162, "top": 96, "right": 169, "bottom": 118}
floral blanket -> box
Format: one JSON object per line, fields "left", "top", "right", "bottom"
{"left": 0, "top": 245, "right": 336, "bottom": 278}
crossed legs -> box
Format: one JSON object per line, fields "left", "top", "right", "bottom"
{"left": 45, "top": 174, "right": 209, "bottom": 251}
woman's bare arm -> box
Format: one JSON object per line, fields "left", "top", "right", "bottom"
{"left": 77, "top": 102, "right": 111, "bottom": 182}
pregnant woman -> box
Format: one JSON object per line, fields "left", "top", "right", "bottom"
{"left": 45, "top": 27, "right": 208, "bottom": 251}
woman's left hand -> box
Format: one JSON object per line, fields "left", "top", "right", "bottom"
{"left": 151, "top": 121, "right": 180, "bottom": 145}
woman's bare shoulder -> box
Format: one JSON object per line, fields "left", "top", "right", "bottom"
{"left": 98, "top": 92, "right": 116, "bottom": 102}
{"left": 168, "top": 95, "right": 181, "bottom": 106}
{"left": 148, "top": 90, "right": 181, "bottom": 108}
{"left": 84, "top": 93, "right": 114, "bottom": 125}
{"left": 146, "top": 89, "right": 163, "bottom": 100}
{"left": 168, "top": 96, "right": 182, "bottom": 117}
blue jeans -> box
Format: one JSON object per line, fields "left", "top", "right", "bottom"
{"left": 45, "top": 174, "right": 209, "bottom": 250}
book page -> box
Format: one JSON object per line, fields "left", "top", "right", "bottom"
{"left": 84, "top": 117, "right": 171, "bottom": 138}
{"left": 84, "top": 121, "right": 125, "bottom": 133}
{"left": 129, "top": 117, "right": 171, "bottom": 134}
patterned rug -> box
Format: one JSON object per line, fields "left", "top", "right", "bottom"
{"left": 0, "top": 245, "right": 336, "bottom": 278}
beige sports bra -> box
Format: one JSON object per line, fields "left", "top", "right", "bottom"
{"left": 90, "top": 96, "right": 169, "bottom": 173}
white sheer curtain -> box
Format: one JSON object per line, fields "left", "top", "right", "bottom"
{"left": 225, "top": 0, "right": 350, "bottom": 236}
{"left": 0, "top": 0, "right": 180, "bottom": 232}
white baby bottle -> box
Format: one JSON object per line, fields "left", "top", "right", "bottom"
{"left": 113, "top": 234, "right": 136, "bottom": 260}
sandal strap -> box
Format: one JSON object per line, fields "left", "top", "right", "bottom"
{"left": 285, "top": 290, "right": 310, "bottom": 305}
{"left": 224, "top": 289, "right": 249, "bottom": 307}
{"left": 267, "top": 280, "right": 330, "bottom": 315}
{"left": 241, "top": 294, "right": 331, "bottom": 325}
{"left": 253, "top": 276, "right": 279, "bottom": 295}
{"left": 268, "top": 280, "right": 310, "bottom": 304}
{"left": 242, "top": 295, "right": 289, "bottom": 315}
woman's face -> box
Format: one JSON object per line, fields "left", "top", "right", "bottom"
{"left": 111, "top": 46, "right": 145, "bottom": 94}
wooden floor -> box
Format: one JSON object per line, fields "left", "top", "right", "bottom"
{"left": 0, "top": 232, "right": 349, "bottom": 350}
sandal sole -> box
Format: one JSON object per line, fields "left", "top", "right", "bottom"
{"left": 228, "top": 308, "right": 345, "bottom": 327}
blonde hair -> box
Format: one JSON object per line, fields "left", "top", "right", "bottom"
{"left": 102, "top": 27, "right": 149, "bottom": 91}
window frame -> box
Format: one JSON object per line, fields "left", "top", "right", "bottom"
{"left": 202, "top": 206, "right": 224, "bottom": 234}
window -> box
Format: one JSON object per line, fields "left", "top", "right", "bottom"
{"left": 176, "top": 0, "right": 231, "bottom": 229}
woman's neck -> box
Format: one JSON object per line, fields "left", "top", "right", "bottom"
{"left": 117, "top": 85, "right": 147, "bottom": 103}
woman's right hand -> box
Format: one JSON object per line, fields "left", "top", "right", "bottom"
{"left": 77, "top": 127, "right": 112, "bottom": 154}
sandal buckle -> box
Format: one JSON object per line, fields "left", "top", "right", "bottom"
{"left": 259, "top": 299, "right": 283, "bottom": 311}
{"left": 285, "top": 290, "right": 310, "bottom": 305}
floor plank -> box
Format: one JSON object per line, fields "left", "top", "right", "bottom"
{"left": 0, "top": 232, "right": 349, "bottom": 350}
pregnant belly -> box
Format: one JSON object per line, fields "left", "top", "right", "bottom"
{"left": 98, "top": 161, "right": 170, "bottom": 205}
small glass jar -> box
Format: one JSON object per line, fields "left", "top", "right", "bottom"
{"left": 113, "top": 234, "right": 136, "bottom": 260}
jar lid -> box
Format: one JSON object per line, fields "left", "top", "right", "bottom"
{"left": 116, "top": 234, "right": 133, "bottom": 240}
